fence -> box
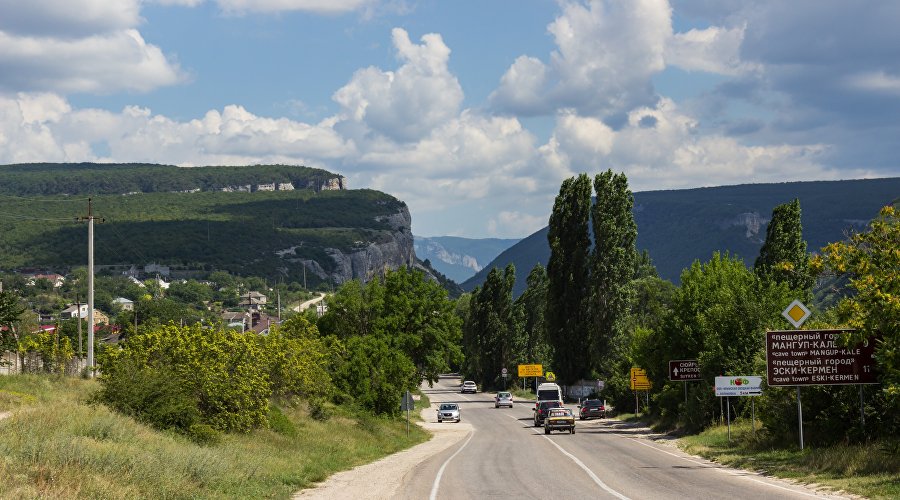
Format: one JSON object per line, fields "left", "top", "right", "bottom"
{"left": 0, "top": 351, "right": 87, "bottom": 376}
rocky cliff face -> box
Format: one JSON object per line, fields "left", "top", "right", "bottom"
{"left": 324, "top": 206, "right": 415, "bottom": 284}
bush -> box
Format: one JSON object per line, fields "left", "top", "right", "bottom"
{"left": 94, "top": 360, "right": 200, "bottom": 433}
{"left": 186, "top": 423, "right": 221, "bottom": 445}
{"left": 267, "top": 405, "right": 298, "bottom": 437}
{"left": 98, "top": 324, "right": 271, "bottom": 433}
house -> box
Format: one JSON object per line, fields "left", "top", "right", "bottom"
{"left": 112, "top": 297, "right": 134, "bottom": 311}
{"left": 26, "top": 273, "right": 66, "bottom": 288}
{"left": 256, "top": 183, "right": 276, "bottom": 192}
{"left": 238, "top": 291, "right": 268, "bottom": 310}
{"left": 277, "top": 182, "right": 294, "bottom": 191}
{"left": 60, "top": 305, "right": 110, "bottom": 325}
{"left": 221, "top": 311, "right": 249, "bottom": 330}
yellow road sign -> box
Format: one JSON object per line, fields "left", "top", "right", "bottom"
{"left": 631, "top": 367, "right": 651, "bottom": 390}
{"left": 545, "top": 371, "right": 556, "bottom": 382}
{"left": 518, "top": 364, "right": 543, "bottom": 377}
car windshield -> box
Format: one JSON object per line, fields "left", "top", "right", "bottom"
{"left": 440, "top": 404, "right": 457, "bottom": 410}
{"left": 541, "top": 401, "right": 562, "bottom": 409}
{"left": 498, "top": 392, "right": 511, "bottom": 398}
{"left": 583, "top": 400, "right": 602, "bottom": 407}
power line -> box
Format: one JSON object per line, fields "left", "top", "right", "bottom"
{"left": 0, "top": 211, "right": 76, "bottom": 222}
{"left": 0, "top": 193, "right": 89, "bottom": 202}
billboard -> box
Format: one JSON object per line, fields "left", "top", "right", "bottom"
{"left": 714, "top": 376, "right": 762, "bottom": 396}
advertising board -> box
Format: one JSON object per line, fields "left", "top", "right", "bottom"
{"left": 766, "top": 329, "right": 878, "bottom": 386}
{"left": 714, "top": 376, "right": 762, "bottom": 396}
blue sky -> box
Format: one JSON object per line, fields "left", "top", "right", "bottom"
{"left": 1, "top": 0, "right": 898, "bottom": 238}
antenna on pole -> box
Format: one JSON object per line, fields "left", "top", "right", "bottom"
{"left": 78, "top": 198, "right": 104, "bottom": 377}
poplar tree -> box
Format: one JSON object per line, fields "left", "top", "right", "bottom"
{"left": 468, "top": 264, "right": 516, "bottom": 389}
{"left": 546, "top": 174, "right": 592, "bottom": 385}
{"left": 755, "top": 198, "right": 814, "bottom": 294}
{"left": 514, "top": 263, "right": 550, "bottom": 367}
{"left": 589, "top": 170, "right": 637, "bottom": 372}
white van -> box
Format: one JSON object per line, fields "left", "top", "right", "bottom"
{"left": 536, "top": 382, "right": 563, "bottom": 402}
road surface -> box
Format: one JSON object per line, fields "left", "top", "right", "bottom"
{"left": 394, "top": 376, "right": 847, "bottom": 500}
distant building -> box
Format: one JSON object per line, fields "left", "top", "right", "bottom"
{"left": 277, "top": 182, "right": 294, "bottom": 191}
{"left": 25, "top": 273, "right": 66, "bottom": 288}
{"left": 256, "top": 183, "right": 276, "bottom": 192}
{"left": 144, "top": 263, "right": 170, "bottom": 277}
{"left": 112, "top": 297, "right": 134, "bottom": 311}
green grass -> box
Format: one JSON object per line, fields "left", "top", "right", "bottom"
{"left": 678, "top": 420, "right": 900, "bottom": 499}
{"left": 0, "top": 375, "right": 431, "bottom": 499}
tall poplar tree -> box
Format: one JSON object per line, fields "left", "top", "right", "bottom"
{"left": 514, "top": 263, "right": 550, "bottom": 368}
{"left": 589, "top": 170, "right": 637, "bottom": 372}
{"left": 466, "top": 265, "right": 516, "bottom": 388}
{"left": 546, "top": 174, "right": 592, "bottom": 385}
{"left": 755, "top": 198, "right": 815, "bottom": 294}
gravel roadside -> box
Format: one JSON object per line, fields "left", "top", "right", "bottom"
{"left": 292, "top": 402, "right": 473, "bottom": 499}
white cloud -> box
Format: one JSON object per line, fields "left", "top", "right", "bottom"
{"left": 843, "top": 70, "right": 900, "bottom": 96}
{"left": 333, "top": 28, "right": 463, "bottom": 143}
{"left": 0, "top": 29, "right": 184, "bottom": 94}
{"left": 487, "top": 211, "right": 548, "bottom": 238}
{"left": 666, "top": 25, "right": 755, "bottom": 75}
{"left": 492, "top": 0, "right": 672, "bottom": 118}
{"left": 0, "top": 0, "right": 141, "bottom": 37}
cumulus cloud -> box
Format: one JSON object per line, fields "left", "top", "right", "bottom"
{"left": 0, "top": 0, "right": 184, "bottom": 94}
{"left": 333, "top": 28, "right": 463, "bottom": 143}
{"left": 666, "top": 25, "right": 755, "bottom": 75}
{"left": 491, "top": 0, "right": 671, "bottom": 118}
{"left": 487, "top": 211, "right": 548, "bottom": 238}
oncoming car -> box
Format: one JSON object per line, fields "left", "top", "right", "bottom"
{"left": 437, "top": 403, "right": 460, "bottom": 423}
{"left": 544, "top": 407, "right": 575, "bottom": 434}
{"left": 461, "top": 380, "right": 478, "bottom": 394}
{"left": 494, "top": 391, "right": 513, "bottom": 408}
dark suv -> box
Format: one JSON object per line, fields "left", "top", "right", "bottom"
{"left": 533, "top": 400, "right": 563, "bottom": 426}
{"left": 578, "top": 399, "right": 606, "bottom": 420}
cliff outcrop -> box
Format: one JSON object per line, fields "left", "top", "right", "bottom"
{"left": 325, "top": 207, "right": 415, "bottom": 284}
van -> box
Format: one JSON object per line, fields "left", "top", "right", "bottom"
{"left": 536, "top": 382, "right": 563, "bottom": 402}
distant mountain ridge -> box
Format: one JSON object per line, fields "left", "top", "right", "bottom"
{"left": 413, "top": 235, "right": 520, "bottom": 283}
{"left": 463, "top": 177, "right": 900, "bottom": 296}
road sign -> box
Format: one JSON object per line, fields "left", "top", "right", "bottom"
{"left": 782, "top": 299, "right": 811, "bottom": 328}
{"left": 545, "top": 371, "right": 557, "bottom": 382}
{"left": 518, "top": 364, "right": 542, "bottom": 377}
{"left": 630, "top": 367, "right": 651, "bottom": 390}
{"left": 596, "top": 380, "right": 605, "bottom": 391}
{"left": 715, "top": 376, "right": 762, "bottom": 396}
{"left": 766, "top": 329, "right": 878, "bottom": 386}
{"left": 400, "top": 391, "right": 415, "bottom": 411}
{"left": 669, "top": 360, "right": 701, "bottom": 381}
{"left": 501, "top": 367, "right": 508, "bottom": 375}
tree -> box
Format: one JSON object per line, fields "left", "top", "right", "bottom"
{"left": 0, "top": 289, "right": 26, "bottom": 350}
{"left": 755, "top": 198, "right": 815, "bottom": 294}
{"left": 812, "top": 205, "right": 900, "bottom": 402}
{"left": 514, "top": 264, "right": 550, "bottom": 368}
{"left": 465, "top": 265, "right": 516, "bottom": 389}
{"left": 589, "top": 170, "right": 637, "bottom": 375}
{"left": 546, "top": 174, "right": 593, "bottom": 385}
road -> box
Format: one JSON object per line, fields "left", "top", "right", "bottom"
{"left": 396, "top": 375, "right": 846, "bottom": 500}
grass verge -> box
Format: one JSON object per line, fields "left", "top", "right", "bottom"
{"left": 0, "top": 374, "right": 431, "bottom": 499}
{"left": 677, "top": 420, "right": 899, "bottom": 499}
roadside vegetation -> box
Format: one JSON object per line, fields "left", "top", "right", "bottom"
{"left": 0, "top": 374, "right": 430, "bottom": 499}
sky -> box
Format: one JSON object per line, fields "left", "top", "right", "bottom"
{"left": 1, "top": 0, "right": 899, "bottom": 239}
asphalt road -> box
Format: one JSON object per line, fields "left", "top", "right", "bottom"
{"left": 396, "top": 376, "right": 847, "bottom": 500}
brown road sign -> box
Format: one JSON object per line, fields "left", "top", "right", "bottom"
{"left": 766, "top": 329, "right": 878, "bottom": 386}
{"left": 669, "top": 360, "right": 701, "bottom": 381}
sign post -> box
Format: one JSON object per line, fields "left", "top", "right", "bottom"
{"left": 714, "top": 376, "right": 762, "bottom": 442}
{"left": 400, "top": 390, "right": 415, "bottom": 437}
{"left": 669, "top": 359, "right": 701, "bottom": 404}
{"left": 630, "top": 367, "right": 651, "bottom": 414}
{"left": 518, "top": 364, "right": 543, "bottom": 396}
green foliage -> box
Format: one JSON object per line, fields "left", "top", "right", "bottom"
{"left": 813, "top": 205, "right": 900, "bottom": 408}
{"left": 261, "top": 315, "right": 332, "bottom": 400}
{"left": 546, "top": 174, "right": 593, "bottom": 385}
{"left": 755, "top": 198, "right": 815, "bottom": 295}
{"left": 463, "top": 264, "right": 516, "bottom": 389}
{"left": 513, "top": 264, "right": 551, "bottom": 368}
{"left": 98, "top": 324, "right": 271, "bottom": 432}
{"left": 266, "top": 405, "right": 298, "bottom": 437}
{"left": 590, "top": 170, "right": 638, "bottom": 377}
{"left": 318, "top": 268, "right": 462, "bottom": 414}
{"left": 0, "top": 289, "right": 26, "bottom": 349}
{"left": 17, "top": 331, "right": 74, "bottom": 374}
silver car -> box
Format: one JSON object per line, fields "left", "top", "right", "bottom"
{"left": 494, "top": 391, "right": 513, "bottom": 408}
{"left": 437, "top": 403, "right": 460, "bottom": 423}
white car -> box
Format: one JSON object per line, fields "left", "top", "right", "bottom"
{"left": 495, "top": 391, "right": 514, "bottom": 408}
{"left": 437, "top": 403, "right": 460, "bottom": 423}
{"left": 461, "top": 380, "right": 477, "bottom": 394}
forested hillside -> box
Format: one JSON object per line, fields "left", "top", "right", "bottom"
{"left": 0, "top": 163, "right": 408, "bottom": 286}
{"left": 464, "top": 177, "right": 900, "bottom": 295}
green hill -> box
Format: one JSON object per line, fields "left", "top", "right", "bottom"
{"left": 0, "top": 163, "right": 410, "bottom": 286}
{"left": 463, "top": 177, "right": 900, "bottom": 295}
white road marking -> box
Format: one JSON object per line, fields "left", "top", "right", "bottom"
{"left": 428, "top": 430, "right": 475, "bottom": 500}
{"left": 507, "top": 414, "right": 631, "bottom": 500}
{"left": 599, "top": 426, "right": 829, "bottom": 498}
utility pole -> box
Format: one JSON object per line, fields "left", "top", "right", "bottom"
{"left": 78, "top": 198, "right": 103, "bottom": 377}
{"left": 76, "top": 294, "right": 82, "bottom": 357}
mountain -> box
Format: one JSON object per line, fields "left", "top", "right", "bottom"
{"left": 463, "top": 177, "right": 900, "bottom": 296}
{"left": 413, "top": 235, "right": 520, "bottom": 283}
{"left": 0, "top": 163, "right": 414, "bottom": 287}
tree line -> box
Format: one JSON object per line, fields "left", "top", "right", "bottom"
{"left": 458, "top": 170, "right": 899, "bottom": 445}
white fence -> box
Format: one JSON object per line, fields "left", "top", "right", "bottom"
{"left": 0, "top": 351, "right": 87, "bottom": 376}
